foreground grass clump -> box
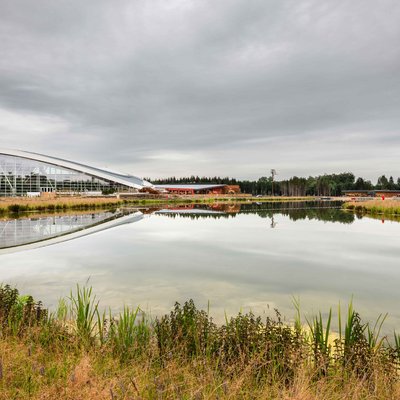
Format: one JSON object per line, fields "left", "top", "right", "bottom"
{"left": 1, "top": 285, "right": 400, "bottom": 399}
{"left": 344, "top": 199, "right": 400, "bottom": 217}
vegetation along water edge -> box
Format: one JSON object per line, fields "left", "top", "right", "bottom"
{"left": 343, "top": 200, "right": 400, "bottom": 217}
{"left": 0, "top": 196, "right": 316, "bottom": 216}
{"left": 1, "top": 284, "right": 400, "bottom": 399}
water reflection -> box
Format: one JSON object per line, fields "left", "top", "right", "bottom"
{"left": 156, "top": 201, "right": 353, "bottom": 224}
{"left": 0, "top": 201, "right": 399, "bottom": 333}
{"left": 0, "top": 210, "right": 144, "bottom": 252}
{"left": 0, "top": 201, "right": 348, "bottom": 252}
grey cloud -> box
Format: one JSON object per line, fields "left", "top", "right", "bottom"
{"left": 0, "top": 0, "right": 399, "bottom": 179}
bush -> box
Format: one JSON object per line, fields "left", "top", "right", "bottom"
{"left": 155, "top": 300, "right": 217, "bottom": 359}
{"left": 0, "top": 285, "right": 47, "bottom": 336}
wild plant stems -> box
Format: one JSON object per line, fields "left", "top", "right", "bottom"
{"left": 1, "top": 284, "right": 400, "bottom": 399}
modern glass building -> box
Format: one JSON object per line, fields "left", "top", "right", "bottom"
{"left": 0, "top": 149, "right": 153, "bottom": 197}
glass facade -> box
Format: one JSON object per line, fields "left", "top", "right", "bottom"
{"left": 0, "top": 154, "right": 133, "bottom": 196}
{"left": 0, "top": 212, "right": 116, "bottom": 248}
{"left": 0, "top": 210, "right": 144, "bottom": 250}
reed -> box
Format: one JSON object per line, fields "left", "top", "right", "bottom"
{"left": 1, "top": 285, "right": 400, "bottom": 399}
{"left": 394, "top": 332, "right": 400, "bottom": 362}
{"left": 68, "top": 285, "right": 99, "bottom": 346}
{"left": 307, "top": 309, "right": 332, "bottom": 375}
{"left": 109, "top": 306, "right": 151, "bottom": 360}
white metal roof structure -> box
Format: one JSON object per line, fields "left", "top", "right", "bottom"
{"left": 0, "top": 148, "right": 153, "bottom": 190}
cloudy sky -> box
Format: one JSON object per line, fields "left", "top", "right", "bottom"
{"left": 1, "top": 0, "right": 399, "bottom": 181}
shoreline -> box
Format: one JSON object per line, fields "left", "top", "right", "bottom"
{"left": 1, "top": 284, "right": 399, "bottom": 399}
{"left": 0, "top": 195, "right": 319, "bottom": 216}
{"left": 343, "top": 199, "right": 400, "bottom": 217}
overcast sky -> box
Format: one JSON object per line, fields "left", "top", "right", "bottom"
{"left": 1, "top": 0, "right": 399, "bottom": 181}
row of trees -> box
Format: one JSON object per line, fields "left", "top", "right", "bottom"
{"left": 150, "top": 173, "right": 400, "bottom": 196}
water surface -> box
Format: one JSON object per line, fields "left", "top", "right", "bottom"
{"left": 1, "top": 202, "right": 399, "bottom": 330}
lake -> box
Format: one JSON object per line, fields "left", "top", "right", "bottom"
{"left": 1, "top": 201, "right": 399, "bottom": 330}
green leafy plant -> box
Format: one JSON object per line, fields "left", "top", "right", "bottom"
{"left": 69, "top": 285, "right": 99, "bottom": 346}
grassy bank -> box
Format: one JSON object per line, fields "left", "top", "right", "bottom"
{"left": 1, "top": 285, "right": 400, "bottom": 399}
{"left": 0, "top": 196, "right": 316, "bottom": 216}
{"left": 0, "top": 197, "right": 126, "bottom": 214}
{"left": 343, "top": 199, "right": 400, "bottom": 217}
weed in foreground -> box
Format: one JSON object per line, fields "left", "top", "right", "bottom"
{"left": 69, "top": 285, "right": 99, "bottom": 346}
{"left": 0, "top": 285, "right": 47, "bottom": 336}
{"left": 1, "top": 285, "right": 400, "bottom": 399}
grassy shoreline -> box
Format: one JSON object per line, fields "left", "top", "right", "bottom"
{"left": 0, "top": 195, "right": 317, "bottom": 216}
{"left": 343, "top": 199, "right": 400, "bottom": 217}
{"left": 1, "top": 285, "right": 400, "bottom": 399}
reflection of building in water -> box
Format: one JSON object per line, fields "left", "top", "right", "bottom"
{"left": 155, "top": 209, "right": 225, "bottom": 216}
{"left": 158, "top": 203, "right": 242, "bottom": 213}
{"left": 210, "top": 203, "right": 241, "bottom": 213}
{"left": 0, "top": 211, "right": 143, "bottom": 251}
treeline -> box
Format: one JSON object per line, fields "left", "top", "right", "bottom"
{"left": 149, "top": 173, "right": 400, "bottom": 196}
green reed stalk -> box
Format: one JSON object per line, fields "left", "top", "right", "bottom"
{"left": 366, "top": 313, "right": 387, "bottom": 350}
{"left": 69, "top": 285, "right": 99, "bottom": 346}
{"left": 393, "top": 332, "right": 400, "bottom": 361}
{"left": 307, "top": 309, "right": 332, "bottom": 374}
{"left": 292, "top": 296, "right": 302, "bottom": 334}
{"left": 344, "top": 301, "right": 357, "bottom": 349}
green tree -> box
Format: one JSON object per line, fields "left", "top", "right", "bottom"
{"left": 377, "top": 175, "right": 389, "bottom": 189}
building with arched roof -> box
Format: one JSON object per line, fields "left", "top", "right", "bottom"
{"left": 0, "top": 149, "right": 153, "bottom": 196}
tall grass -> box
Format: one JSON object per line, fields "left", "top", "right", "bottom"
{"left": 69, "top": 285, "right": 99, "bottom": 346}
{"left": 307, "top": 309, "right": 332, "bottom": 375}
{"left": 109, "top": 306, "right": 151, "bottom": 360}
{"left": 2, "top": 285, "right": 400, "bottom": 398}
{"left": 344, "top": 199, "right": 400, "bottom": 217}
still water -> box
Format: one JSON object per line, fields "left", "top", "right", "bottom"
{"left": 0, "top": 202, "right": 399, "bottom": 329}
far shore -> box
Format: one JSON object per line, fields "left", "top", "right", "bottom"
{"left": 0, "top": 194, "right": 321, "bottom": 215}
{"left": 343, "top": 198, "right": 400, "bottom": 217}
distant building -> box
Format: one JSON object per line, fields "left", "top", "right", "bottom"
{"left": 343, "top": 190, "right": 400, "bottom": 198}
{"left": 0, "top": 149, "right": 153, "bottom": 197}
{"left": 155, "top": 184, "right": 241, "bottom": 195}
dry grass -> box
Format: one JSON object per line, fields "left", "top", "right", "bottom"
{"left": 1, "top": 285, "right": 400, "bottom": 399}
{"left": 0, "top": 196, "right": 171, "bottom": 214}
{"left": 1, "top": 340, "right": 399, "bottom": 399}
{"left": 0, "top": 196, "right": 125, "bottom": 214}
{"left": 0, "top": 195, "right": 320, "bottom": 216}
{"left": 344, "top": 199, "right": 400, "bottom": 217}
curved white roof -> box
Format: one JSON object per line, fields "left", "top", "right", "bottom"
{"left": 0, "top": 211, "right": 145, "bottom": 255}
{"left": 0, "top": 148, "right": 153, "bottom": 189}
